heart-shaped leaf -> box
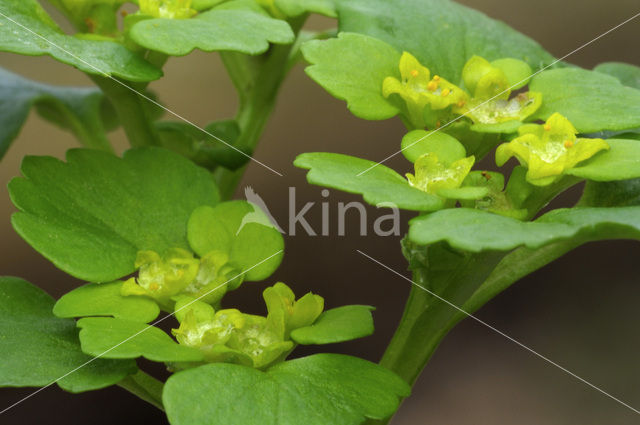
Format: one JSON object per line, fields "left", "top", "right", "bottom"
{"left": 9, "top": 147, "right": 220, "bottom": 283}
{"left": 77, "top": 317, "right": 205, "bottom": 362}
{"left": 0, "top": 0, "right": 161, "bottom": 82}
{"left": 0, "top": 66, "right": 114, "bottom": 159}
{"left": 290, "top": 305, "right": 375, "bottom": 345}
{"left": 294, "top": 152, "right": 444, "bottom": 211}
{"left": 335, "top": 0, "right": 554, "bottom": 84}
{"left": 187, "top": 202, "right": 284, "bottom": 281}
{"left": 0, "top": 277, "right": 136, "bottom": 393}
{"left": 594, "top": 62, "right": 640, "bottom": 89}
{"left": 163, "top": 353, "right": 410, "bottom": 425}
{"left": 302, "top": 33, "right": 402, "bottom": 121}
{"left": 530, "top": 68, "right": 640, "bottom": 133}
{"left": 409, "top": 207, "right": 640, "bottom": 252}
{"left": 53, "top": 281, "right": 160, "bottom": 323}
{"left": 129, "top": 8, "right": 294, "bottom": 56}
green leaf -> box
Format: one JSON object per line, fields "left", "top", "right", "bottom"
{"left": 401, "top": 130, "right": 466, "bottom": 164}
{"left": 156, "top": 120, "right": 249, "bottom": 170}
{"left": 77, "top": 317, "right": 205, "bottom": 362}
{"left": 0, "top": 66, "right": 114, "bottom": 159}
{"left": 302, "top": 33, "right": 402, "bottom": 120}
{"left": 294, "top": 152, "right": 445, "bottom": 211}
{"left": 0, "top": 277, "right": 136, "bottom": 393}
{"left": 335, "top": 0, "right": 554, "bottom": 84}
{"left": 409, "top": 207, "right": 640, "bottom": 252}
{"left": 187, "top": 202, "right": 284, "bottom": 281}
{"left": 530, "top": 68, "right": 640, "bottom": 133}
{"left": 129, "top": 8, "right": 294, "bottom": 56}
{"left": 9, "top": 147, "right": 220, "bottom": 283}
{"left": 594, "top": 62, "right": 640, "bottom": 89}
{"left": 163, "top": 354, "right": 410, "bottom": 425}
{"left": 0, "top": 0, "right": 161, "bottom": 82}
{"left": 566, "top": 139, "right": 640, "bottom": 181}
{"left": 53, "top": 281, "right": 160, "bottom": 323}
{"left": 275, "top": 0, "right": 336, "bottom": 17}
{"left": 580, "top": 179, "right": 640, "bottom": 207}
{"left": 290, "top": 305, "right": 374, "bottom": 345}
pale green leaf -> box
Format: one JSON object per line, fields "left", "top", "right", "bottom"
{"left": 275, "top": 0, "right": 336, "bottom": 17}
{"left": 77, "top": 317, "right": 204, "bottom": 362}
{"left": 53, "top": 281, "right": 160, "bottom": 323}
{"left": 302, "top": 33, "right": 402, "bottom": 120}
{"left": 129, "top": 8, "right": 294, "bottom": 56}
{"left": 187, "top": 202, "right": 284, "bottom": 281}
{"left": 290, "top": 305, "right": 374, "bottom": 345}
{"left": 401, "top": 130, "right": 467, "bottom": 163}
{"left": 294, "top": 152, "right": 445, "bottom": 211}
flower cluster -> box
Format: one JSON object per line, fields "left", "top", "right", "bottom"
{"left": 172, "top": 282, "right": 324, "bottom": 368}
{"left": 121, "top": 248, "right": 243, "bottom": 310}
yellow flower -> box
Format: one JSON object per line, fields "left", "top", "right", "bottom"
{"left": 496, "top": 113, "right": 610, "bottom": 185}
{"left": 406, "top": 152, "right": 475, "bottom": 196}
{"left": 383, "top": 52, "right": 467, "bottom": 129}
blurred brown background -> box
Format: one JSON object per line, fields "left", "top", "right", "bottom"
{"left": 1, "top": 0, "right": 639, "bottom": 424}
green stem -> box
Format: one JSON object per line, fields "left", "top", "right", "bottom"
{"left": 214, "top": 15, "right": 308, "bottom": 199}
{"left": 117, "top": 370, "right": 165, "bottom": 411}
{"left": 90, "top": 75, "right": 160, "bottom": 148}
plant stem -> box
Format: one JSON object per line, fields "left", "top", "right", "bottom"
{"left": 90, "top": 75, "right": 160, "bottom": 148}
{"left": 214, "top": 15, "right": 308, "bottom": 199}
{"left": 117, "top": 370, "right": 165, "bottom": 411}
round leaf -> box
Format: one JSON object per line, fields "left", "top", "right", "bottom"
{"left": 163, "top": 354, "right": 410, "bottom": 425}
{"left": 187, "top": 202, "right": 284, "bottom": 281}
{"left": 401, "top": 130, "right": 467, "bottom": 164}
{"left": 302, "top": 33, "right": 402, "bottom": 120}
{"left": 9, "top": 147, "right": 220, "bottom": 283}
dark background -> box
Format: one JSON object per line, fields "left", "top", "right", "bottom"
{"left": 1, "top": 0, "right": 639, "bottom": 424}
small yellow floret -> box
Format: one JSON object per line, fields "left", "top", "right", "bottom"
{"left": 410, "top": 69, "right": 419, "bottom": 77}
{"left": 433, "top": 75, "right": 441, "bottom": 82}
{"left": 544, "top": 124, "right": 551, "bottom": 131}
{"left": 427, "top": 81, "right": 438, "bottom": 91}
{"left": 564, "top": 140, "right": 574, "bottom": 148}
